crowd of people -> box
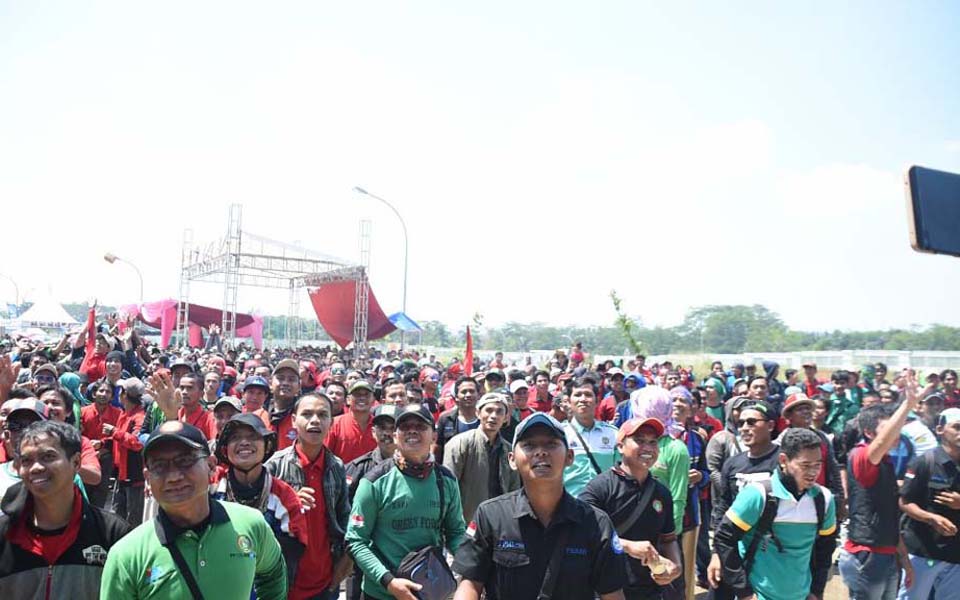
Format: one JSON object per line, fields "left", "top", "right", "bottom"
{"left": 0, "top": 308, "right": 958, "bottom": 600}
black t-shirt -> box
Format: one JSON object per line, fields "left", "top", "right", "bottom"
{"left": 453, "top": 488, "right": 627, "bottom": 600}
{"left": 579, "top": 468, "right": 675, "bottom": 595}
{"left": 901, "top": 447, "right": 960, "bottom": 563}
{"left": 712, "top": 444, "right": 780, "bottom": 528}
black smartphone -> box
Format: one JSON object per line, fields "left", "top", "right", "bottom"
{"left": 905, "top": 165, "right": 960, "bottom": 257}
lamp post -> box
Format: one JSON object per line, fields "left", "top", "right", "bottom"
{"left": 0, "top": 273, "right": 19, "bottom": 317}
{"left": 353, "top": 186, "right": 409, "bottom": 350}
{"left": 103, "top": 253, "right": 144, "bottom": 304}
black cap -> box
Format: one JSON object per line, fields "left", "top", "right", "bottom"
{"left": 395, "top": 403, "right": 434, "bottom": 428}
{"left": 372, "top": 404, "right": 400, "bottom": 425}
{"left": 739, "top": 399, "right": 776, "bottom": 420}
{"left": 512, "top": 413, "right": 567, "bottom": 448}
{"left": 142, "top": 421, "right": 209, "bottom": 458}
{"left": 215, "top": 413, "right": 277, "bottom": 465}
{"left": 169, "top": 358, "right": 195, "bottom": 373}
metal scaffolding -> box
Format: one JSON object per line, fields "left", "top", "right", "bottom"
{"left": 176, "top": 203, "right": 365, "bottom": 349}
{"left": 353, "top": 220, "right": 371, "bottom": 361}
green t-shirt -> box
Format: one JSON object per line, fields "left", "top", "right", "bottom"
{"left": 100, "top": 499, "right": 287, "bottom": 600}
{"left": 650, "top": 436, "right": 691, "bottom": 534}
{"left": 346, "top": 462, "right": 467, "bottom": 600}
{"left": 726, "top": 469, "right": 837, "bottom": 600}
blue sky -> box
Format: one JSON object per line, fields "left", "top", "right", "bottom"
{"left": 1, "top": 2, "right": 958, "bottom": 333}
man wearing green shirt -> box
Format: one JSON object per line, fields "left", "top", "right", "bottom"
{"left": 562, "top": 374, "right": 621, "bottom": 496}
{"left": 101, "top": 421, "right": 287, "bottom": 600}
{"left": 346, "top": 403, "right": 467, "bottom": 600}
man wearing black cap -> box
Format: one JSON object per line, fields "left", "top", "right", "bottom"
{"left": 706, "top": 400, "right": 780, "bottom": 598}
{"left": 347, "top": 403, "right": 466, "bottom": 600}
{"left": 453, "top": 412, "right": 627, "bottom": 600}
{"left": 101, "top": 421, "right": 288, "bottom": 599}
{"left": 240, "top": 374, "right": 272, "bottom": 429}
{"left": 0, "top": 420, "right": 131, "bottom": 598}
{"left": 214, "top": 413, "right": 309, "bottom": 589}
{"left": 0, "top": 399, "right": 50, "bottom": 500}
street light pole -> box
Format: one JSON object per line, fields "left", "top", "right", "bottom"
{"left": 353, "top": 186, "right": 409, "bottom": 350}
{"left": 103, "top": 253, "right": 144, "bottom": 304}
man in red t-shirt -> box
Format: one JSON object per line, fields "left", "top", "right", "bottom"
{"left": 325, "top": 381, "right": 376, "bottom": 464}
{"left": 270, "top": 359, "right": 302, "bottom": 450}
{"left": 175, "top": 372, "right": 217, "bottom": 442}
{"left": 81, "top": 381, "right": 122, "bottom": 509}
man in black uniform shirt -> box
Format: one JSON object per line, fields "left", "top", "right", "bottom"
{"left": 580, "top": 417, "right": 682, "bottom": 599}
{"left": 452, "top": 412, "right": 627, "bottom": 600}
{"left": 707, "top": 400, "right": 780, "bottom": 600}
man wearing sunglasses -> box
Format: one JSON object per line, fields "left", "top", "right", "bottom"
{"left": 706, "top": 400, "right": 781, "bottom": 599}
{"left": 31, "top": 363, "right": 59, "bottom": 389}
{"left": 102, "top": 421, "right": 288, "bottom": 599}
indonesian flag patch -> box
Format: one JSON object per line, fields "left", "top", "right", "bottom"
{"left": 466, "top": 521, "right": 477, "bottom": 538}
{"left": 350, "top": 513, "right": 365, "bottom": 528}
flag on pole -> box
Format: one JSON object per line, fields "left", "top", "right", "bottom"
{"left": 465, "top": 326, "right": 473, "bottom": 377}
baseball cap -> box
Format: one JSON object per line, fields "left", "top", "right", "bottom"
{"left": 477, "top": 392, "right": 509, "bottom": 412}
{"left": 349, "top": 380, "right": 374, "bottom": 394}
{"left": 938, "top": 408, "right": 960, "bottom": 426}
{"left": 142, "top": 421, "right": 209, "bottom": 457}
{"left": 33, "top": 364, "right": 58, "bottom": 379}
{"left": 243, "top": 375, "right": 270, "bottom": 392}
{"left": 5, "top": 399, "right": 48, "bottom": 421}
{"left": 169, "top": 358, "right": 194, "bottom": 373}
{"left": 617, "top": 417, "right": 665, "bottom": 443}
{"left": 216, "top": 413, "right": 277, "bottom": 465}
{"left": 485, "top": 368, "right": 505, "bottom": 381}
{"left": 512, "top": 413, "right": 567, "bottom": 448}
{"left": 801, "top": 361, "right": 817, "bottom": 368}
{"left": 509, "top": 380, "right": 529, "bottom": 395}
{"left": 606, "top": 367, "right": 625, "bottom": 378}
{"left": 213, "top": 396, "right": 243, "bottom": 413}
{"left": 272, "top": 358, "right": 300, "bottom": 376}
{"left": 739, "top": 400, "right": 776, "bottom": 420}
{"left": 372, "top": 404, "right": 400, "bottom": 425}
{"left": 783, "top": 393, "right": 815, "bottom": 414}
{"left": 395, "top": 403, "right": 434, "bottom": 428}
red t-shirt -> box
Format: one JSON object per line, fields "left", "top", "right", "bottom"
{"left": 844, "top": 443, "right": 897, "bottom": 555}
{"left": 112, "top": 405, "right": 146, "bottom": 482}
{"left": 324, "top": 411, "right": 376, "bottom": 464}
{"left": 274, "top": 412, "right": 297, "bottom": 450}
{"left": 595, "top": 394, "right": 619, "bottom": 422}
{"left": 530, "top": 391, "right": 552, "bottom": 413}
{"left": 80, "top": 404, "right": 122, "bottom": 443}
{"left": 79, "top": 437, "right": 101, "bottom": 484}
{"left": 178, "top": 405, "right": 218, "bottom": 443}
{"left": 291, "top": 444, "right": 333, "bottom": 599}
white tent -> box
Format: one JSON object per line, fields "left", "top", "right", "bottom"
{"left": 15, "top": 295, "right": 79, "bottom": 328}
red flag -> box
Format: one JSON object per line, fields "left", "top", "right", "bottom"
{"left": 465, "top": 326, "right": 473, "bottom": 377}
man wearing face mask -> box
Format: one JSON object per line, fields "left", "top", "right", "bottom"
{"left": 713, "top": 428, "right": 837, "bottom": 600}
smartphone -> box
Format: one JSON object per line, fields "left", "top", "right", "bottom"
{"left": 905, "top": 165, "right": 960, "bottom": 257}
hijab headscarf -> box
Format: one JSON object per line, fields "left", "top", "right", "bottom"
{"left": 629, "top": 386, "right": 683, "bottom": 438}
{"left": 60, "top": 372, "right": 89, "bottom": 407}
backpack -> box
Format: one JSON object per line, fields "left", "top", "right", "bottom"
{"left": 741, "top": 479, "right": 826, "bottom": 575}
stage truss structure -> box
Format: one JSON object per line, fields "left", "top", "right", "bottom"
{"left": 177, "top": 204, "right": 372, "bottom": 352}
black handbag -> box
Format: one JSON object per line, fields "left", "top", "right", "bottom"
{"left": 395, "top": 469, "right": 457, "bottom": 600}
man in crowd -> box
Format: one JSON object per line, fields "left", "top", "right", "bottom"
{"left": 176, "top": 371, "right": 217, "bottom": 442}
{"left": 563, "top": 374, "right": 621, "bottom": 496}
{"left": 436, "top": 376, "right": 481, "bottom": 464}
{"left": 201, "top": 369, "right": 221, "bottom": 409}
{"left": 267, "top": 392, "right": 352, "bottom": 599}
{"left": 325, "top": 380, "right": 347, "bottom": 417}
{"left": 214, "top": 413, "right": 308, "bottom": 591}
{"left": 0, "top": 421, "right": 131, "bottom": 598}
{"left": 838, "top": 379, "right": 919, "bottom": 600}
{"left": 102, "top": 421, "right": 288, "bottom": 599}
{"left": 443, "top": 392, "right": 521, "bottom": 523}
{"left": 104, "top": 377, "right": 148, "bottom": 526}
{"left": 240, "top": 374, "right": 272, "bottom": 428}
{"left": 347, "top": 403, "right": 466, "bottom": 600}
{"left": 81, "top": 380, "right": 122, "bottom": 508}
{"left": 531, "top": 369, "right": 552, "bottom": 413}
{"left": 778, "top": 393, "right": 845, "bottom": 518}
{"left": 580, "top": 417, "right": 682, "bottom": 599}
{"left": 325, "top": 380, "right": 376, "bottom": 464}
{"left": 713, "top": 428, "right": 837, "bottom": 600}
{"left": 270, "top": 358, "right": 302, "bottom": 450}
{"left": 898, "top": 407, "right": 960, "bottom": 598}
{"left": 381, "top": 379, "right": 407, "bottom": 406}
{"left": 453, "top": 412, "right": 628, "bottom": 600}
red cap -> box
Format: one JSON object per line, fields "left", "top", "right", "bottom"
{"left": 617, "top": 417, "right": 665, "bottom": 443}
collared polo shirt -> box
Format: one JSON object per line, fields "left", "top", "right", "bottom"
{"left": 726, "top": 469, "right": 836, "bottom": 600}
{"left": 100, "top": 498, "right": 287, "bottom": 600}
{"left": 562, "top": 419, "right": 620, "bottom": 496}
{"left": 579, "top": 467, "right": 675, "bottom": 596}
{"left": 177, "top": 405, "right": 217, "bottom": 443}
{"left": 292, "top": 444, "right": 333, "bottom": 598}
{"left": 453, "top": 488, "right": 627, "bottom": 600}
{"left": 325, "top": 411, "right": 377, "bottom": 464}
{"left": 901, "top": 446, "right": 960, "bottom": 563}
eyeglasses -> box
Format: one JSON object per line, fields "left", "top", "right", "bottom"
{"left": 146, "top": 454, "right": 206, "bottom": 477}
{"left": 34, "top": 375, "right": 56, "bottom": 384}
{"left": 737, "top": 417, "right": 768, "bottom": 428}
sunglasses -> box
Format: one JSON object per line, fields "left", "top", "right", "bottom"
{"left": 737, "top": 417, "right": 768, "bottom": 428}
{"left": 35, "top": 375, "right": 57, "bottom": 384}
